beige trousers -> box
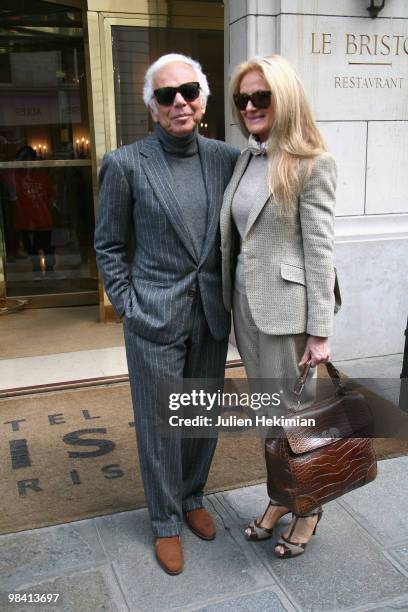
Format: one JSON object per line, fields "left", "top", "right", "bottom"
{"left": 233, "top": 289, "right": 321, "bottom": 517}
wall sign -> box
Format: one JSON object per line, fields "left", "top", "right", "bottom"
{"left": 281, "top": 15, "right": 408, "bottom": 120}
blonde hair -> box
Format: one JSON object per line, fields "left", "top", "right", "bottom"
{"left": 230, "top": 55, "right": 326, "bottom": 212}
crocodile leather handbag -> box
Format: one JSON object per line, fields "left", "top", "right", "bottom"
{"left": 265, "top": 362, "right": 377, "bottom": 515}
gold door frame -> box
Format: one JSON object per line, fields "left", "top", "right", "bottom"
{"left": 88, "top": 1, "right": 223, "bottom": 158}
{"left": 0, "top": 199, "right": 6, "bottom": 300}
{"left": 86, "top": 1, "right": 223, "bottom": 321}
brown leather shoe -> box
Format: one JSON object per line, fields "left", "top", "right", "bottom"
{"left": 155, "top": 536, "right": 184, "bottom": 575}
{"left": 185, "top": 508, "right": 216, "bottom": 540}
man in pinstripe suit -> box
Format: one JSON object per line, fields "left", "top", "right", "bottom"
{"left": 95, "top": 54, "right": 239, "bottom": 574}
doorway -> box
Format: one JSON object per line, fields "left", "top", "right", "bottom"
{"left": 0, "top": 0, "right": 98, "bottom": 308}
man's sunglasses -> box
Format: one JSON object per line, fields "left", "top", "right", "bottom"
{"left": 153, "top": 81, "right": 201, "bottom": 106}
{"left": 233, "top": 90, "right": 272, "bottom": 111}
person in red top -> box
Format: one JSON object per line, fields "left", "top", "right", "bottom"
{"left": 8, "top": 146, "right": 55, "bottom": 271}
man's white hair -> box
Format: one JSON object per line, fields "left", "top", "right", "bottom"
{"left": 143, "top": 53, "right": 210, "bottom": 115}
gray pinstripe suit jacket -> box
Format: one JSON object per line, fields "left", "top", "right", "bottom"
{"left": 94, "top": 129, "right": 239, "bottom": 343}
{"left": 220, "top": 150, "right": 341, "bottom": 338}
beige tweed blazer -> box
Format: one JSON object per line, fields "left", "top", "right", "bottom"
{"left": 220, "top": 150, "right": 341, "bottom": 338}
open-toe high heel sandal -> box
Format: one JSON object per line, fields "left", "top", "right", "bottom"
{"left": 274, "top": 510, "right": 323, "bottom": 558}
{"left": 244, "top": 501, "right": 290, "bottom": 541}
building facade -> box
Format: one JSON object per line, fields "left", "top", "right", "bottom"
{"left": 225, "top": 0, "right": 408, "bottom": 360}
{"left": 0, "top": 0, "right": 406, "bottom": 359}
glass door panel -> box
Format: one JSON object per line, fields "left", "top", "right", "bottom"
{"left": 1, "top": 163, "right": 95, "bottom": 297}
{"left": 112, "top": 25, "right": 224, "bottom": 146}
{"left": 0, "top": 0, "right": 97, "bottom": 305}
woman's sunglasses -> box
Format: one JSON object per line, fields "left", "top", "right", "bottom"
{"left": 153, "top": 81, "right": 201, "bottom": 106}
{"left": 233, "top": 90, "right": 271, "bottom": 111}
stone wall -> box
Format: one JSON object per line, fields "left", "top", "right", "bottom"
{"left": 225, "top": 0, "right": 408, "bottom": 360}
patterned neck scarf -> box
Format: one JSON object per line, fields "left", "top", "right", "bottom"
{"left": 247, "top": 133, "right": 268, "bottom": 156}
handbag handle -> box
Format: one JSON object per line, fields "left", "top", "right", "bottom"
{"left": 293, "top": 360, "right": 345, "bottom": 398}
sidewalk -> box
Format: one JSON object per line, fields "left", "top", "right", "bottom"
{"left": 1, "top": 457, "right": 408, "bottom": 612}
{"left": 1, "top": 354, "right": 407, "bottom": 612}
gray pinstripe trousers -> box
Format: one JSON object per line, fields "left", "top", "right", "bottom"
{"left": 233, "top": 289, "right": 321, "bottom": 517}
{"left": 124, "top": 294, "right": 228, "bottom": 537}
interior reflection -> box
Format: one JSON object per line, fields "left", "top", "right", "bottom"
{"left": 0, "top": 0, "right": 97, "bottom": 301}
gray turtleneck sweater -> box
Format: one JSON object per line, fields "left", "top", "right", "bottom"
{"left": 157, "top": 124, "right": 208, "bottom": 261}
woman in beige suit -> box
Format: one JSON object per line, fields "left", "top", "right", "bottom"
{"left": 220, "top": 55, "right": 340, "bottom": 558}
